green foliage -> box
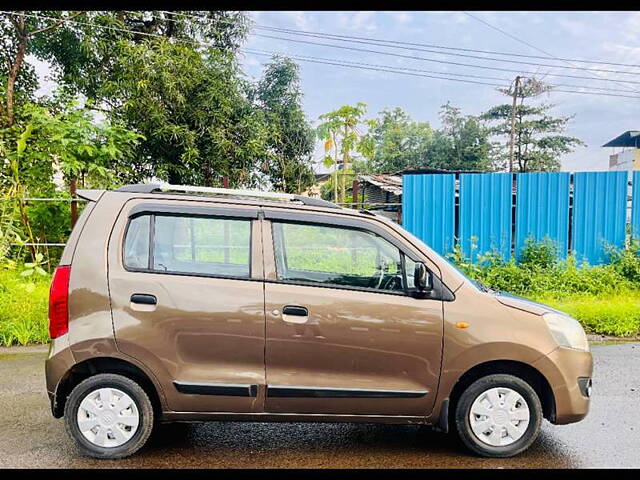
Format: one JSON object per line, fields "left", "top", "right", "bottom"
{"left": 539, "top": 294, "right": 640, "bottom": 337}
{"left": 21, "top": 252, "right": 48, "bottom": 277}
{"left": 317, "top": 102, "right": 374, "bottom": 202}
{"left": 452, "top": 238, "right": 636, "bottom": 298}
{"left": 0, "top": 269, "right": 50, "bottom": 346}
{"left": 366, "top": 107, "right": 433, "bottom": 173}
{"left": 448, "top": 239, "right": 640, "bottom": 337}
{"left": 359, "top": 104, "right": 494, "bottom": 174}
{"left": 26, "top": 11, "right": 250, "bottom": 101}
{"left": 98, "top": 39, "right": 273, "bottom": 187}
{"left": 481, "top": 77, "right": 585, "bottom": 172}
{"left": 252, "top": 57, "right": 315, "bottom": 193}
{"left": 428, "top": 103, "right": 494, "bottom": 172}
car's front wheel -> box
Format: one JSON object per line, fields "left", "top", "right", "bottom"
{"left": 454, "top": 374, "right": 542, "bottom": 458}
{"left": 64, "top": 373, "right": 154, "bottom": 459}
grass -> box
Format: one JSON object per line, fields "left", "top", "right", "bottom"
{"left": 535, "top": 293, "right": 640, "bottom": 338}
{"left": 0, "top": 269, "right": 50, "bottom": 346}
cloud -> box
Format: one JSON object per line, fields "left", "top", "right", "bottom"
{"left": 623, "top": 12, "right": 640, "bottom": 42}
{"left": 555, "top": 17, "right": 588, "bottom": 37}
{"left": 284, "top": 11, "right": 314, "bottom": 30}
{"left": 338, "top": 11, "right": 377, "bottom": 32}
{"left": 387, "top": 11, "right": 412, "bottom": 24}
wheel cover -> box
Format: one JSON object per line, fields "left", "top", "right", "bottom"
{"left": 469, "top": 387, "right": 530, "bottom": 447}
{"left": 77, "top": 387, "right": 140, "bottom": 448}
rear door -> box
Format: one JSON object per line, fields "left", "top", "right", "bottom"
{"left": 107, "top": 199, "right": 266, "bottom": 413}
{"left": 262, "top": 210, "right": 444, "bottom": 417}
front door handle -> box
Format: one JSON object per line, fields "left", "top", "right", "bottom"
{"left": 282, "top": 305, "right": 309, "bottom": 324}
{"left": 130, "top": 294, "right": 157, "bottom": 305}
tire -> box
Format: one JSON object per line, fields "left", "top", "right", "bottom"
{"left": 64, "top": 373, "right": 154, "bottom": 459}
{"left": 454, "top": 374, "right": 542, "bottom": 458}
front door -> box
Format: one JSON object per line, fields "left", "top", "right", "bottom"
{"left": 108, "top": 199, "right": 265, "bottom": 413}
{"left": 262, "top": 214, "right": 443, "bottom": 417}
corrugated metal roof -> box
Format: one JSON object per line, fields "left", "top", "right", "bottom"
{"left": 602, "top": 130, "right": 640, "bottom": 148}
{"left": 359, "top": 174, "right": 403, "bottom": 196}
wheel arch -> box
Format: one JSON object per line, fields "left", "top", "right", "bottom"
{"left": 446, "top": 359, "right": 556, "bottom": 429}
{"left": 53, "top": 356, "right": 164, "bottom": 419}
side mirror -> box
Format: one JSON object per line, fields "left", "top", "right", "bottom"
{"left": 414, "top": 262, "right": 433, "bottom": 293}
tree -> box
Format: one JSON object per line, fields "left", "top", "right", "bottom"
{"left": 252, "top": 57, "right": 315, "bottom": 193}
{"left": 1, "top": 11, "right": 85, "bottom": 127}
{"left": 366, "top": 107, "right": 433, "bottom": 173}
{"left": 28, "top": 11, "right": 250, "bottom": 103}
{"left": 481, "top": 78, "right": 584, "bottom": 172}
{"left": 428, "top": 103, "right": 494, "bottom": 171}
{"left": 2, "top": 11, "right": 260, "bottom": 187}
{"left": 316, "top": 103, "right": 374, "bottom": 202}
{"left": 0, "top": 97, "right": 142, "bottom": 262}
{"left": 95, "top": 39, "right": 272, "bottom": 187}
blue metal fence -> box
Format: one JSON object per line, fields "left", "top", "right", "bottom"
{"left": 402, "top": 174, "right": 455, "bottom": 256}
{"left": 402, "top": 171, "right": 631, "bottom": 265}
{"left": 516, "top": 172, "right": 570, "bottom": 260}
{"left": 571, "top": 171, "right": 627, "bottom": 265}
{"left": 459, "top": 173, "right": 513, "bottom": 261}
{"left": 631, "top": 171, "right": 640, "bottom": 240}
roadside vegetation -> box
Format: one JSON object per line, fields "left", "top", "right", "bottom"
{"left": 0, "top": 11, "right": 632, "bottom": 346}
{"left": 450, "top": 239, "right": 640, "bottom": 338}
{"left": 2, "top": 238, "right": 640, "bottom": 346}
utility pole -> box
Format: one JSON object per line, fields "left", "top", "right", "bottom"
{"left": 508, "top": 75, "right": 521, "bottom": 173}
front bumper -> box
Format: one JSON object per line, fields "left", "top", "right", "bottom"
{"left": 533, "top": 347, "right": 593, "bottom": 424}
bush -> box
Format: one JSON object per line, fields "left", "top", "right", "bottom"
{"left": 449, "top": 239, "right": 640, "bottom": 337}
{"left": 0, "top": 269, "right": 51, "bottom": 346}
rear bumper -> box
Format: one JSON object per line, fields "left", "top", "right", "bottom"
{"left": 44, "top": 335, "right": 75, "bottom": 418}
{"left": 533, "top": 347, "right": 593, "bottom": 424}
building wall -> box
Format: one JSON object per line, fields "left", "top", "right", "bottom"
{"left": 609, "top": 149, "right": 640, "bottom": 171}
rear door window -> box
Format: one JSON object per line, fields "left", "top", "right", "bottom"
{"left": 124, "top": 213, "right": 251, "bottom": 278}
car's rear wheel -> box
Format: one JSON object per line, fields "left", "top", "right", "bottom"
{"left": 454, "top": 374, "right": 542, "bottom": 458}
{"left": 64, "top": 373, "right": 154, "bottom": 459}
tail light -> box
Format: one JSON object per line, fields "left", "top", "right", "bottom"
{"left": 49, "top": 265, "right": 71, "bottom": 339}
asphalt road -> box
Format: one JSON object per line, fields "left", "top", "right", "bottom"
{"left": 0, "top": 342, "right": 638, "bottom": 468}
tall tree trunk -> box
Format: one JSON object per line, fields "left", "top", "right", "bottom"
{"left": 5, "top": 32, "right": 27, "bottom": 127}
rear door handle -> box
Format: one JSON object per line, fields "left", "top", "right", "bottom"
{"left": 282, "top": 305, "right": 309, "bottom": 324}
{"left": 130, "top": 294, "right": 157, "bottom": 305}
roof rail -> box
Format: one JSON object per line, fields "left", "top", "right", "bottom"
{"left": 115, "top": 183, "right": 342, "bottom": 209}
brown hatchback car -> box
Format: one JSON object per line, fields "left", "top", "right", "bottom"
{"left": 45, "top": 184, "right": 592, "bottom": 459}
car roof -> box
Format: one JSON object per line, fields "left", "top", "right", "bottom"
{"left": 78, "top": 184, "right": 382, "bottom": 221}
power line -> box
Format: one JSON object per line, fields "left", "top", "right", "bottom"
{"left": 161, "top": 10, "right": 640, "bottom": 69}
{"left": 155, "top": 9, "right": 640, "bottom": 95}
{"left": 4, "top": 11, "right": 639, "bottom": 99}
{"left": 244, "top": 49, "right": 510, "bottom": 88}
{"left": 251, "top": 26, "right": 639, "bottom": 76}
{"left": 244, "top": 49, "right": 640, "bottom": 99}
{"left": 252, "top": 33, "right": 640, "bottom": 86}
{"left": 245, "top": 48, "right": 640, "bottom": 95}
{"left": 462, "top": 11, "right": 639, "bottom": 94}
{"left": 106, "top": 11, "right": 640, "bottom": 92}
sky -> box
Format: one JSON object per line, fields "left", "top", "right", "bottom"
{"left": 32, "top": 11, "right": 640, "bottom": 172}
